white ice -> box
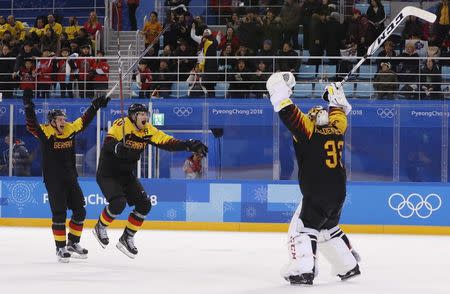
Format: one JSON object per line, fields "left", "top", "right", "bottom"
{"left": 0, "top": 227, "right": 449, "bottom": 294}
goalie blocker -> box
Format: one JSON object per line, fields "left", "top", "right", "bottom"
{"left": 267, "top": 73, "right": 361, "bottom": 285}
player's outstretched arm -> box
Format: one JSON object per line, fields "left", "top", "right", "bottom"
{"left": 150, "top": 127, "right": 208, "bottom": 156}
{"left": 22, "top": 89, "right": 46, "bottom": 141}
{"left": 323, "top": 83, "right": 349, "bottom": 134}
{"left": 266, "top": 72, "right": 315, "bottom": 140}
{"left": 71, "top": 95, "right": 111, "bottom": 134}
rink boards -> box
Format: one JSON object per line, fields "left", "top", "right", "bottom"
{"left": 0, "top": 177, "right": 449, "bottom": 235}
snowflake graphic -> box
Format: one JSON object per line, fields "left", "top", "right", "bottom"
{"left": 4, "top": 181, "right": 39, "bottom": 214}
{"left": 166, "top": 209, "right": 177, "bottom": 220}
{"left": 223, "top": 202, "right": 234, "bottom": 213}
{"left": 253, "top": 186, "right": 268, "bottom": 203}
{"left": 245, "top": 206, "right": 257, "bottom": 218}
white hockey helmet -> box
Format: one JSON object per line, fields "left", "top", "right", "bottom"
{"left": 307, "top": 105, "right": 329, "bottom": 126}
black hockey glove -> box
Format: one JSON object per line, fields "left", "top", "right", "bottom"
{"left": 186, "top": 139, "right": 208, "bottom": 157}
{"left": 114, "top": 141, "right": 131, "bottom": 159}
{"left": 91, "top": 95, "right": 110, "bottom": 110}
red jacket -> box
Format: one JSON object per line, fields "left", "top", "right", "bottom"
{"left": 76, "top": 56, "right": 95, "bottom": 81}
{"left": 84, "top": 22, "right": 102, "bottom": 38}
{"left": 19, "top": 66, "right": 36, "bottom": 90}
{"left": 37, "top": 58, "right": 55, "bottom": 84}
{"left": 92, "top": 59, "right": 110, "bottom": 82}
{"left": 56, "top": 59, "right": 76, "bottom": 82}
{"left": 138, "top": 67, "right": 152, "bottom": 90}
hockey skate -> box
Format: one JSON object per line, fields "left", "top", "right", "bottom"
{"left": 67, "top": 240, "right": 88, "bottom": 259}
{"left": 56, "top": 247, "right": 71, "bottom": 263}
{"left": 285, "top": 273, "right": 314, "bottom": 285}
{"left": 93, "top": 222, "right": 109, "bottom": 248}
{"left": 116, "top": 233, "right": 138, "bottom": 259}
{"left": 338, "top": 264, "right": 361, "bottom": 281}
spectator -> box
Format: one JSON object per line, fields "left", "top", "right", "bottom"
{"left": 1, "top": 30, "right": 13, "bottom": 48}
{"left": 326, "top": 12, "right": 345, "bottom": 64}
{"left": 218, "top": 27, "right": 239, "bottom": 53}
{"left": 65, "top": 16, "right": 82, "bottom": 41}
{"left": 237, "top": 8, "right": 263, "bottom": 54}
{"left": 187, "top": 64, "right": 207, "bottom": 98}
{"left": 40, "top": 28, "right": 60, "bottom": 53}
{"left": 348, "top": 8, "right": 371, "bottom": 56}
{"left": 84, "top": 11, "right": 102, "bottom": 39}
{"left": 127, "top": 0, "right": 140, "bottom": 31}
{"left": 160, "top": 44, "right": 176, "bottom": 72}
{"left": 7, "top": 15, "right": 26, "bottom": 41}
{"left": 36, "top": 48, "right": 56, "bottom": 98}
{"left": 227, "top": 13, "right": 241, "bottom": 32}
{"left": 76, "top": 44, "right": 95, "bottom": 98}
{"left": 280, "top": 0, "right": 302, "bottom": 50}
{"left": 91, "top": 50, "right": 110, "bottom": 97}
{"left": 1, "top": 134, "right": 32, "bottom": 176}
{"left": 45, "top": 14, "right": 63, "bottom": 36}
{"left": 14, "top": 42, "right": 41, "bottom": 73}
{"left": 218, "top": 44, "right": 233, "bottom": 73}
{"left": 183, "top": 153, "right": 203, "bottom": 179}
{"left": 15, "top": 59, "right": 36, "bottom": 96}
{"left": 69, "top": 39, "right": 80, "bottom": 54}
{"left": 136, "top": 60, "right": 152, "bottom": 98}
{"left": 56, "top": 47, "right": 76, "bottom": 98}
{"left": 235, "top": 45, "right": 253, "bottom": 70}
{"left": 28, "top": 17, "right": 46, "bottom": 40}
{"left": 144, "top": 47, "right": 159, "bottom": 72}
{"left": 366, "top": 0, "right": 385, "bottom": 36}
{"left": 373, "top": 61, "right": 399, "bottom": 99}
{"left": 152, "top": 60, "right": 174, "bottom": 98}
{"left": 402, "top": 16, "right": 424, "bottom": 40}
{"left": 163, "top": 11, "right": 179, "bottom": 50}
{"left": 276, "top": 42, "right": 299, "bottom": 72}
{"left": 0, "top": 15, "right": 13, "bottom": 37}
{"left": 301, "top": 0, "right": 321, "bottom": 50}
{"left": 257, "top": 39, "right": 276, "bottom": 71}
{"left": 142, "top": 11, "right": 162, "bottom": 50}
{"left": 262, "top": 8, "right": 283, "bottom": 52}
{"left": 377, "top": 40, "right": 397, "bottom": 69}
{"left": 251, "top": 60, "right": 270, "bottom": 98}
{"left": 60, "top": 32, "right": 70, "bottom": 50}
{"left": 309, "top": 11, "right": 327, "bottom": 65}
{"left": 0, "top": 44, "right": 15, "bottom": 98}
{"left": 420, "top": 58, "right": 442, "bottom": 100}
{"left": 433, "top": 0, "right": 450, "bottom": 45}
{"left": 191, "top": 25, "right": 219, "bottom": 97}
{"left": 193, "top": 15, "right": 208, "bottom": 37}
{"left": 174, "top": 40, "right": 195, "bottom": 80}
{"left": 175, "top": 13, "right": 190, "bottom": 43}
{"left": 74, "top": 28, "right": 91, "bottom": 48}
{"left": 227, "top": 59, "right": 253, "bottom": 98}
{"left": 398, "top": 42, "right": 420, "bottom": 98}
{"left": 320, "top": 0, "right": 335, "bottom": 15}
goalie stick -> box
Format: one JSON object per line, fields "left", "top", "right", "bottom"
{"left": 341, "top": 6, "right": 436, "bottom": 85}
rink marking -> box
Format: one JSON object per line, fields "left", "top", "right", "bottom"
{"left": 1, "top": 218, "right": 450, "bottom": 235}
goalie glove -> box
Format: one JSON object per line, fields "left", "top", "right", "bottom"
{"left": 266, "top": 72, "right": 295, "bottom": 112}
{"left": 322, "top": 82, "right": 352, "bottom": 115}
{"left": 185, "top": 139, "right": 208, "bottom": 157}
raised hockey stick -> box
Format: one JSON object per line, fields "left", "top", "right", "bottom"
{"left": 341, "top": 6, "right": 436, "bottom": 84}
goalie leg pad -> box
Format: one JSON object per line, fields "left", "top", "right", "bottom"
{"left": 318, "top": 226, "right": 359, "bottom": 276}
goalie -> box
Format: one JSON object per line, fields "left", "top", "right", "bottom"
{"left": 266, "top": 73, "right": 361, "bottom": 285}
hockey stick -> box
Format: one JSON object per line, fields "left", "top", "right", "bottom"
{"left": 105, "top": 24, "right": 169, "bottom": 100}
{"left": 114, "top": 2, "right": 126, "bottom": 143}
{"left": 341, "top": 6, "right": 436, "bottom": 84}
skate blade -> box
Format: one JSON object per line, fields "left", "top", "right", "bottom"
{"left": 69, "top": 252, "right": 88, "bottom": 259}
{"left": 341, "top": 272, "right": 361, "bottom": 281}
{"left": 92, "top": 229, "right": 107, "bottom": 249}
{"left": 57, "top": 256, "right": 70, "bottom": 263}
{"left": 116, "top": 242, "right": 136, "bottom": 259}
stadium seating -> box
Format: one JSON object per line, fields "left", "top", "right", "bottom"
{"left": 293, "top": 83, "right": 313, "bottom": 98}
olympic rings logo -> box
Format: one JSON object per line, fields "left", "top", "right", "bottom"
{"left": 388, "top": 193, "right": 442, "bottom": 219}
{"left": 377, "top": 108, "right": 395, "bottom": 119}
{"left": 173, "top": 107, "right": 193, "bottom": 117}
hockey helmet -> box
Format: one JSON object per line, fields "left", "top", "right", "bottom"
{"left": 307, "top": 105, "right": 329, "bottom": 126}
{"left": 47, "top": 109, "right": 67, "bottom": 122}
{"left": 128, "top": 103, "right": 148, "bottom": 120}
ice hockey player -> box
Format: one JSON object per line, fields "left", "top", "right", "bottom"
{"left": 22, "top": 89, "right": 110, "bottom": 262}
{"left": 266, "top": 72, "right": 361, "bottom": 285}
{"left": 93, "top": 103, "right": 208, "bottom": 258}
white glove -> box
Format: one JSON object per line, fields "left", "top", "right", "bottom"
{"left": 266, "top": 72, "right": 295, "bottom": 112}
{"left": 325, "top": 82, "right": 352, "bottom": 115}
{"left": 69, "top": 53, "right": 78, "bottom": 59}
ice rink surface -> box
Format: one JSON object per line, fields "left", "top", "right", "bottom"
{"left": 0, "top": 227, "right": 449, "bottom": 294}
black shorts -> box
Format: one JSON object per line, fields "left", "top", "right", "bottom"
{"left": 299, "top": 195, "right": 345, "bottom": 231}
{"left": 44, "top": 176, "right": 85, "bottom": 215}
{"left": 96, "top": 174, "right": 146, "bottom": 206}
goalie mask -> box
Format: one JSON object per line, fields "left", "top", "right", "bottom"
{"left": 307, "top": 106, "right": 329, "bottom": 126}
